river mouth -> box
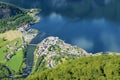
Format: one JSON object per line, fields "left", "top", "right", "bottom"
{"left": 2, "top": 0, "right": 120, "bottom": 53}
{"left": 1, "top": 0, "right": 120, "bottom": 79}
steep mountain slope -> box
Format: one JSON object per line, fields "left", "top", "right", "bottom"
{"left": 0, "top": 2, "right": 23, "bottom": 19}
{"left": 3, "top": 0, "right": 120, "bottom": 22}
{"left": 27, "top": 54, "right": 120, "bottom": 80}
{"left": 0, "top": 1, "right": 34, "bottom": 33}
{"left": 32, "top": 36, "right": 89, "bottom": 73}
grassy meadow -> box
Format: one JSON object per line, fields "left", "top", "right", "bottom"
{"left": 0, "top": 30, "right": 25, "bottom": 74}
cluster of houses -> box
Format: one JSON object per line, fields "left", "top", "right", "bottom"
{"left": 5, "top": 41, "right": 22, "bottom": 60}
{"left": 36, "top": 37, "right": 59, "bottom": 57}
{"left": 18, "top": 24, "right": 38, "bottom": 43}
{"left": 34, "top": 36, "right": 89, "bottom": 68}
{"left": 5, "top": 24, "right": 38, "bottom": 60}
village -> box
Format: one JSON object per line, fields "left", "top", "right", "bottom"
{"left": 33, "top": 36, "right": 89, "bottom": 69}
{"left": 5, "top": 24, "right": 38, "bottom": 60}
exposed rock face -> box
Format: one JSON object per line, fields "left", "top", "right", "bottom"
{"left": 33, "top": 36, "right": 89, "bottom": 72}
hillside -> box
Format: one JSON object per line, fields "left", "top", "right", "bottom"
{"left": 0, "top": 1, "right": 39, "bottom": 79}
{"left": 1, "top": 1, "right": 120, "bottom": 80}
{"left": 0, "top": 1, "right": 34, "bottom": 33}
{"left": 32, "top": 36, "right": 89, "bottom": 73}
{"left": 0, "top": 63, "right": 11, "bottom": 78}
{"left": 2, "top": 0, "right": 120, "bottom": 22}
{"left": 27, "top": 54, "right": 120, "bottom": 80}
{"left": 0, "top": 1, "right": 23, "bottom": 19}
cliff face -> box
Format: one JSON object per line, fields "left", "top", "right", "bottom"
{"left": 0, "top": 2, "right": 23, "bottom": 19}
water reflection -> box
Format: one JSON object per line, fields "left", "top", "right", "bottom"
{"left": 49, "top": 12, "right": 62, "bottom": 21}
{"left": 32, "top": 13, "right": 120, "bottom": 53}
{"left": 2, "top": 0, "right": 120, "bottom": 22}
{"left": 72, "top": 38, "right": 94, "bottom": 50}
{"left": 101, "top": 32, "right": 120, "bottom": 52}
{"left": 2, "top": 0, "right": 120, "bottom": 53}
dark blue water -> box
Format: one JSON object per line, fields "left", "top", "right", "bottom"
{"left": 1, "top": 0, "right": 120, "bottom": 53}
{"left": 31, "top": 13, "right": 120, "bottom": 53}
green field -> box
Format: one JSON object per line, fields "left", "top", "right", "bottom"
{"left": 0, "top": 30, "right": 25, "bottom": 74}
{"left": 6, "top": 49, "right": 24, "bottom": 73}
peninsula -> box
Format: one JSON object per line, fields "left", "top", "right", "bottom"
{"left": 0, "top": 1, "right": 120, "bottom": 80}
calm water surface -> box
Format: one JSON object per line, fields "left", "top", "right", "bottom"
{"left": 31, "top": 13, "right": 120, "bottom": 53}
{"left": 2, "top": 0, "right": 120, "bottom": 53}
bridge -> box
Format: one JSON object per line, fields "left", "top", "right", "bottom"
{"left": 22, "top": 31, "right": 49, "bottom": 78}
{"left": 30, "top": 31, "right": 49, "bottom": 44}
{"left": 28, "top": 32, "right": 49, "bottom": 46}
{"left": 28, "top": 44, "right": 38, "bottom": 46}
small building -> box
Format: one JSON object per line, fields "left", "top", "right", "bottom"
{"left": 6, "top": 54, "right": 13, "bottom": 60}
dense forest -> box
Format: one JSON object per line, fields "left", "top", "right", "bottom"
{"left": 0, "top": 2, "right": 23, "bottom": 19}
{"left": 27, "top": 54, "right": 120, "bottom": 80}
{"left": 0, "top": 14, "right": 33, "bottom": 33}
{"left": 0, "top": 63, "right": 10, "bottom": 78}
{"left": 0, "top": 2, "right": 33, "bottom": 33}
{"left": 1, "top": 1, "right": 120, "bottom": 80}
{"left": 2, "top": 0, "right": 120, "bottom": 22}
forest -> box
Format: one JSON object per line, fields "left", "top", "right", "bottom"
{"left": 0, "top": 63, "right": 10, "bottom": 78}
{"left": 27, "top": 54, "right": 120, "bottom": 80}
{"left": 0, "top": 14, "right": 33, "bottom": 33}
{"left": 0, "top": 1, "right": 33, "bottom": 33}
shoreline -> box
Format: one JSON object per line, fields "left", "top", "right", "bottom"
{"left": 0, "top": 8, "right": 40, "bottom": 78}
{"left": 1, "top": 7, "right": 120, "bottom": 79}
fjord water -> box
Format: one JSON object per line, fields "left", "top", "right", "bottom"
{"left": 2, "top": 0, "right": 120, "bottom": 53}
{"left": 32, "top": 16, "right": 120, "bottom": 53}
